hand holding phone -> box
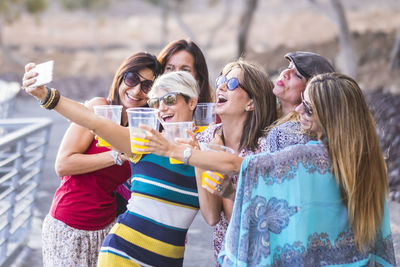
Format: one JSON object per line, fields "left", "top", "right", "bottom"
{"left": 29, "top": 60, "right": 54, "bottom": 88}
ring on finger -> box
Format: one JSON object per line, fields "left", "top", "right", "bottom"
{"left": 216, "top": 184, "right": 222, "bottom": 192}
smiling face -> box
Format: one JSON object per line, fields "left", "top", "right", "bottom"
{"left": 273, "top": 62, "right": 307, "bottom": 108}
{"left": 164, "top": 50, "right": 197, "bottom": 80}
{"left": 295, "top": 87, "right": 324, "bottom": 139}
{"left": 155, "top": 89, "right": 197, "bottom": 123}
{"left": 215, "top": 67, "right": 253, "bottom": 118}
{"left": 118, "top": 67, "right": 155, "bottom": 108}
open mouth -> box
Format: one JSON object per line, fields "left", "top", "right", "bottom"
{"left": 217, "top": 95, "right": 227, "bottom": 104}
{"left": 161, "top": 114, "right": 174, "bottom": 122}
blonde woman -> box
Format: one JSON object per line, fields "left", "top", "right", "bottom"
{"left": 135, "top": 73, "right": 396, "bottom": 266}
{"left": 22, "top": 71, "right": 201, "bottom": 266}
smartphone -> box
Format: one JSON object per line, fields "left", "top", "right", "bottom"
{"left": 29, "top": 60, "right": 54, "bottom": 88}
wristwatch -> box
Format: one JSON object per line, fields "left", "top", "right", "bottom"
{"left": 183, "top": 147, "right": 192, "bottom": 165}
{"left": 110, "top": 150, "right": 123, "bottom": 166}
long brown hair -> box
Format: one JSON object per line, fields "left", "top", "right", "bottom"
{"left": 222, "top": 60, "right": 278, "bottom": 151}
{"left": 157, "top": 38, "right": 213, "bottom": 103}
{"left": 108, "top": 52, "right": 161, "bottom": 105}
{"left": 308, "top": 72, "right": 387, "bottom": 251}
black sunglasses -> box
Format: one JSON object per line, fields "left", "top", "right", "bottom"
{"left": 147, "top": 92, "right": 190, "bottom": 109}
{"left": 301, "top": 92, "right": 313, "bottom": 117}
{"left": 123, "top": 72, "right": 153, "bottom": 94}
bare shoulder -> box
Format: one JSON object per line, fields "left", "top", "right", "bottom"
{"left": 84, "top": 97, "right": 108, "bottom": 110}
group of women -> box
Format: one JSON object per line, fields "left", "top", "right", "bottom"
{"left": 21, "top": 38, "right": 396, "bottom": 266}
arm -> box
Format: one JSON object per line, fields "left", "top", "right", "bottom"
{"left": 195, "top": 168, "right": 223, "bottom": 226}
{"left": 134, "top": 125, "right": 243, "bottom": 175}
{"left": 55, "top": 97, "right": 125, "bottom": 176}
{"left": 22, "top": 63, "right": 132, "bottom": 155}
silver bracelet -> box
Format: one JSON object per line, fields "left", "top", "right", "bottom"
{"left": 110, "top": 150, "right": 123, "bottom": 166}
{"left": 183, "top": 147, "right": 192, "bottom": 165}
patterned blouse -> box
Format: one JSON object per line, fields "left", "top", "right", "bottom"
{"left": 197, "top": 122, "right": 309, "bottom": 265}
{"left": 219, "top": 141, "right": 396, "bottom": 266}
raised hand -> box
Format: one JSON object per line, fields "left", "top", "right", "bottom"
{"left": 21, "top": 63, "right": 48, "bottom": 101}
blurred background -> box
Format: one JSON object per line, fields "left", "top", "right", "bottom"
{"left": 0, "top": 0, "right": 400, "bottom": 266}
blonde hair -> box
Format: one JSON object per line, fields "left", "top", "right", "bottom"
{"left": 308, "top": 73, "right": 387, "bottom": 251}
{"left": 149, "top": 71, "right": 199, "bottom": 99}
{"left": 221, "top": 60, "right": 277, "bottom": 151}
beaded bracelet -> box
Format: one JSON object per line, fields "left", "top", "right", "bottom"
{"left": 46, "top": 88, "right": 60, "bottom": 110}
{"left": 39, "top": 86, "right": 52, "bottom": 105}
{"left": 40, "top": 88, "right": 60, "bottom": 110}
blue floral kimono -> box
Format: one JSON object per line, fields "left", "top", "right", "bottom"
{"left": 218, "top": 141, "right": 396, "bottom": 266}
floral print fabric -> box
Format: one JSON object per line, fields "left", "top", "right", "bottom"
{"left": 218, "top": 141, "right": 396, "bottom": 266}
{"left": 42, "top": 214, "right": 115, "bottom": 267}
{"left": 196, "top": 124, "right": 271, "bottom": 265}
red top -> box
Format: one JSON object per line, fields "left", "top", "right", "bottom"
{"left": 50, "top": 139, "right": 131, "bottom": 230}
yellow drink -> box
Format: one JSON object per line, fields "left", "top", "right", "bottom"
{"left": 169, "top": 158, "right": 183, "bottom": 164}
{"left": 130, "top": 137, "right": 150, "bottom": 154}
{"left": 194, "top": 125, "right": 208, "bottom": 133}
{"left": 97, "top": 137, "right": 111, "bottom": 147}
{"left": 201, "top": 171, "right": 224, "bottom": 190}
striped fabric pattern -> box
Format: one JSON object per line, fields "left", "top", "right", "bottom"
{"left": 98, "top": 154, "right": 199, "bottom": 267}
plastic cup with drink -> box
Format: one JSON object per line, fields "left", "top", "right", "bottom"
{"left": 193, "top": 103, "right": 216, "bottom": 133}
{"left": 93, "top": 105, "right": 123, "bottom": 147}
{"left": 163, "top": 121, "right": 194, "bottom": 164}
{"left": 199, "top": 142, "right": 235, "bottom": 190}
{"left": 127, "top": 108, "right": 159, "bottom": 154}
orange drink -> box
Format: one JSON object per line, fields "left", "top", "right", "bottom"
{"left": 163, "top": 121, "right": 194, "bottom": 164}
{"left": 127, "top": 108, "right": 159, "bottom": 156}
{"left": 201, "top": 171, "right": 224, "bottom": 189}
{"left": 199, "top": 143, "right": 235, "bottom": 190}
{"left": 194, "top": 103, "right": 216, "bottom": 133}
{"left": 93, "top": 105, "right": 123, "bottom": 147}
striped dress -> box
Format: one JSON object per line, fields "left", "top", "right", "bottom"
{"left": 98, "top": 154, "right": 199, "bottom": 267}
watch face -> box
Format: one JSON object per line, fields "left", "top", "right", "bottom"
{"left": 183, "top": 147, "right": 192, "bottom": 165}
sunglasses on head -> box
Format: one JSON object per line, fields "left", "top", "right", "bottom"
{"left": 123, "top": 72, "right": 153, "bottom": 94}
{"left": 216, "top": 75, "right": 251, "bottom": 96}
{"left": 301, "top": 92, "right": 313, "bottom": 117}
{"left": 147, "top": 92, "right": 189, "bottom": 109}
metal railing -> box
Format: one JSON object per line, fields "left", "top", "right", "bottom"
{"left": 0, "top": 118, "right": 52, "bottom": 267}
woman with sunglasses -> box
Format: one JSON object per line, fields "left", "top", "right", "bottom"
{"left": 22, "top": 70, "right": 201, "bottom": 266}
{"left": 133, "top": 73, "right": 396, "bottom": 266}
{"left": 189, "top": 60, "right": 277, "bottom": 265}
{"left": 22, "top": 52, "right": 161, "bottom": 266}
{"left": 113, "top": 38, "right": 215, "bottom": 206}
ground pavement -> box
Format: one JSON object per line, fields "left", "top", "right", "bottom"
{"left": 7, "top": 96, "right": 400, "bottom": 266}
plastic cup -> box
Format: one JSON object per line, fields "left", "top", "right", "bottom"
{"left": 163, "top": 121, "right": 194, "bottom": 164}
{"left": 199, "top": 143, "right": 235, "bottom": 189}
{"left": 127, "top": 108, "right": 159, "bottom": 154}
{"left": 193, "top": 103, "right": 216, "bottom": 133}
{"left": 93, "top": 105, "right": 123, "bottom": 147}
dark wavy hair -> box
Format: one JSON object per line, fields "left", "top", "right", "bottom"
{"left": 221, "top": 60, "right": 277, "bottom": 151}
{"left": 157, "top": 38, "right": 213, "bottom": 103}
{"left": 108, "top": 52, "right": 162, "bottom": 105}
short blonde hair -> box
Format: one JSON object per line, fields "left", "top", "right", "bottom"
{"left": 149, "top": 71, "right": 199, "bottom": 99}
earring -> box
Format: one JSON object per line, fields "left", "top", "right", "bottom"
{"left": 245, "top": 107, "right": 249, "bottom": 111}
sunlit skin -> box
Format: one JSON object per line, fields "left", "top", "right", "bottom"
{"left": 273, "top": 62, "right": 307, "bottom": 114}
{"left": 215, "top": 68, "right": 253, "bottom": 119}
{"left": 118, "top": 68, "right": 155, "bottom": 125}
{"left": 295, "top": 88, "right": 324, "bottom": 139}
{"left": 164, "top": 50, "right": 198, "bottom": 80}
{"left": 157, "top": 89, "right": 197, "bottom": 123}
